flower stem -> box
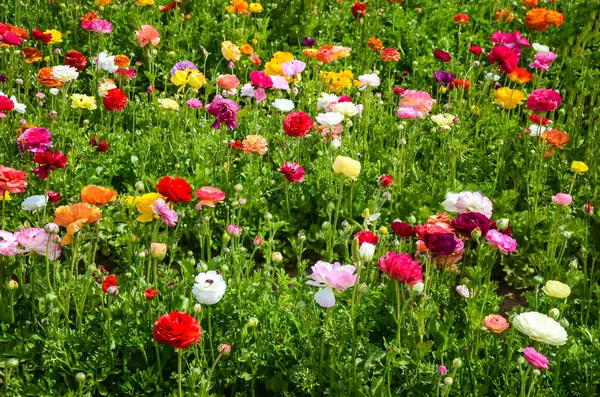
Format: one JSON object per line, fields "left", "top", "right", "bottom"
{"left": 177, "top": 348, "right": 183, "bottom": 397}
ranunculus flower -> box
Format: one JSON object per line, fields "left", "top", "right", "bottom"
{"left": 542, "top": 280, "right": 571, "bottom": 299}
{"left": 221, "top": 41, "right": 241, "bottom": 62}
{"left": 150, "top": 242, "right": 167, "bottom": 259}
{"left": 306, "top": 261, "right": 357, "bottom": 307}
{"left": 156, "top": 176, "right": 192, "bottom": 203}
{"left": 16, "top": 227, "right": 61, "bottom": 260}
{"left": 378, "top": 252, "right": 423, "bottom": 286}
{"left": 283, "top": 112, "right": 312, "bottom": 138}
{"left": 355, "top": 231, "right": 379, "bottom": 246}
{"left": 242, "top": 134, "right": 268, "bottom": 155}
{"left": 249, "top": 70, "right": 273, "bottom": 89}
{"left": 32, "top": 151, "right": 68, "bottom": 180}
{"left": 217, "top": 74, "right": 240, "bottom": 90}
{"left": 494, "top": 87, "right": 525, "bottom": 109}
{"left": 21, "top": 195, "right": 47, "bottom": 213}
{"left": 0, "top": 95, "right": 14, "bottom": 112}
{"left": 102, "top": 88, "right": 128, "bottom": 111}
{"left": 278, "top": 162, "right": 306, "bottom": 183}
{"left": 486, "top": 45, "right": 519, "bottom": 73}
{"left": 433, "top": 49, "right": 452, "bottom": 62}
{"left": 81, "top": 185, "right": 117, "bottom": 205}
{"left": 144, "top": 288, "right": 159, "bottom": 300}
{"left": 153, "top": 312, "right": 201, "bottom": 349}
{"left": 192, "top": 270, "right": 227, "bottom": 305}
{"left": 81, "top": 19, "right": 113, "bottom": 34}
{"left": 206, "top": 95, "right": 240, "bottom": 130}
{"left": 53, "top": 203, "right": 102, "bottom": 245}
{"left": 523, "top": 347, "right": 549, "bottom": 370}
{"left": 450, "top": 212, "right": 491, "bottom": 238}
{"left": 333, "top": 156, "right": 361, "bottom": 180}
{"left": 102, "top": 275, "right": 117, "bottom": 293}
{"left": 442, "top": 191, "right": 493, "bottom": 219}
{"left": 0, "top": 230, "right": 19, "bottom": 256}
{"left": 272, "top": 98, "right": 295, "bottom": 112}
{"left": 0, "top": 165, "right": 27, "bottom": 195}
{"left": 380, "top": 48, "right": 400, "bottom": 62}
{"left": 397, "top": 90, "right": 436, "bottom": 119}
{"left": 552, "top": 192, "right": 572, "bottom": 207}
{"left": 17, "top": 127, "right": 52, "bottom": 153}
{"left": 513, "top": 312, "right": 567, "bottom": 346}
{"left": 570, "top": 161, "right": 588, "bottom": 174}
{"left": 126, "top": 193, "right": 166, "bottom": 222}
{"left": 378, "top": 174, "right": 393, "bottom": 188}
{"left": 316, "top": 112, "right": 344, "bottom": 126}
{"left": 195, "top": 186, "right": 226, "bottom": 210}
{"left": 485, "top": 229, "right": 518, "bottom": 254}
{"left": 391, "top": 221, "right": 415, "bottom": 239}
{"left": 469, "top": 44, "right": 483, "bottom": 55}
{"left": 483, "top": 314, "right": 510, "bottom": 333}
{"left": 422, "top": 232, "right": 457, "bottom": 256}
{"left": 135, "top": 25, "right": 160, "bottom": 47}
{"left": 527, "top": 88, "right": 562, "bottom": 113}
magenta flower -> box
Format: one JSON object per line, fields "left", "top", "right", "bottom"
{"left": 206, "top": 95, "right": 240, "bottom": 130}
{"left": 278, "top": 162, "right": 306, "bottom": 183}
{"left": 17, "top": 127, "right": 52, "bottom": 153}
{"left": 523, "top": 347, "right": 549, "bottom": 370}
{"left": 0, "top": 230, "right": 19, "bottom": 256}
{"left": 378, "top": 252, "right": 423, "bottom": 286}
{"left": 186, "top": 98, "right": 203, "bottom": 109}
{"left": 16, "top": 227, "right": 61, "bottom": 260}
{"left": 485, "top": 229, "right": 518, "bottom": 254}
{"left": 489, "top": 31, "right": 530, "bottom": 57}
{"left": 151, "top": 198, "right": 178, "bottom": 226}
{"left": 552, "top": 193, "right": 572, "bottom": 207}
{"left": 81, "top": 19, "right": 113, "bottom": 34}
{"left": 526, "top": 89, "right": 562, "bottom": 113}
{"left": 306, "top": 261, "right": 357, "bottom": 307}
{"left": 433, "top": 49, "right": 451, "bottom": 62}
{"left": 530, "top": 52, "right": 557, "bottom": 71}
{"left": 249, "top": 71, "right": 273, "bottom": 89}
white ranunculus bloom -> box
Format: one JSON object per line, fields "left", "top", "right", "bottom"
{"left": 192, "top": 270, "right": 227, "bottom": 305}
{"left": 271, "top": 98, "right": 294, "bottom": 112}
{"left": 532, "top": 43, "right": 550, "bottom": 53}
{"left": 240, "top": 83, "right": 256, "bottom": 97}
{"left": 357, "top": 73, "right": 381, "bottom": 90}
{"left": 359, "top": 242, "right": 375, "bottom": 262}
{"left": 317, "top": 93, "right": 340, "bottom": 110}
{"left": 441, "top": 192, "right": 460, "bottom": 213}
{"left": 94, "top": 51, "right": 118, "bottom": 73}
{"left": 513, "top": 311, "right": 568, "bottom": 346}
{"left": 316, "top": 112, "right": 344, "bottom": 126}
{"left": 528, "top": 124, "right": 548, "bottom": 137}
{"left": 22, "top": 195, "right": 48, "bottom": 213}
{"left": 10, "top": 96, "right": 26, "bottom": 114}
{"left": 332, "top": 102, "right": 359, "bottom": 117}
{"left": 51, "top": 65, "right": 79, "bottom": 83}
{"left": 455, "top": 192, "right": 493, "bottom": 218}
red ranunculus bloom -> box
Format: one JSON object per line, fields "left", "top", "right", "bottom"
{"left": 0, "top": 95, "right": 14, "bottom": 112}
{"left": 450, "top": 212, "right": 491, "bottom": 238}
{"left": 153, "top": 311, "right": 201, "bottom": 349}
{"left": 378, "top": 174, "right": 393, "bottom": 188}
{"left": 278, "top": 161, "right": 306, "bottom": 183}
{"left": 102, "top": 275, "right": 118, "bottom": 293}
{"left": 433, "top": 49, "right": 452, "bottom": 62}
{"left": 469, "top": 44, "right": 483, "bottom": 55}
{"left": 32, "top": 151, "right": 68, "bottom": 180}
{"left": 529, "top": 113, "right": 551, "bottom": 126}
{"left": 391, "top": 221, "right": 415, "bottom": 239}
{"left": 32, "top": 28, "right": 52, "bottom": 43}
{"left": 103, "top": 88, "right": 128, "bottom": 111}
{"left": 453, "top": 14, "right": 469, "bottom": 25}
{"left": 228, "top": 140, "right": 243, "bottom": 150}
{"left": 47, "top": 190, "right": 61, "bottom": 203}
{"left": 422, "top": 232, "right": 457, "bottom": 256}
{"left": 283, "top": 112, "right": 313, "bottom": 138}
{"left": 351, "top": 2, "right": 367, "bottom": 19}
{"left": 378, "top": 252, "right": 423, "bottom": 286}
{"left": 486, "top": 45, "right": 519, "bottom": 74}
{"left": 144, "top": 288, "right": 159, "bottom": 300}
{"left": 64, "top": 50, "right": 87, "bottom": 72}
{"left": 355, "top": 231, "right": 379, "bottom": 246}
{"left": 380, "top": 48, "right": 400, "bottom": 62}
{"left": 89, "top": 136, "right": 109, "bottom": 152}
{"left": 156, "top": 176, "right": 192, "bottom": 203}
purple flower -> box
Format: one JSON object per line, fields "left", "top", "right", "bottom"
{"left": 17, "top": 127, "right": 52, "bottom": 153}
{"left": 169, "top": 60, "right": 198, "bottom": 76}
{"left": 0, "top": 74, "right": 7, "bottom": 83}
{"left": 450, "top": 212, "right": 491, "bottom": 238}
{"left": 151, "top": 198, "right": 178, "bottom": 226}
{"left": 433, "top": 70, "right": 455, "bottom": 86}
{"left": 302, "top": 37, "right": 316, "bottom": 47}
{"left": 206, "top": 95, "right": 240, "bottom": 130}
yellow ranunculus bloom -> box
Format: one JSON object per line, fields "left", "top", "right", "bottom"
{"left": 44, "top": 29, "right": 63, "bottom": 44}
{"left": 493, "top": 87, "right": 524, "bottom": 109}
{"left": 249, "top": 2, "right": 263, "bottom": 12}
{"left": 71, "top": 94, "right": 97, "bottom": 110}
{"left": 542, "top": 280, "right": 571, "bottom": 299}
{"left": 333, "top": 156, "right": 361, "bottom": 180}
{"left": 0, "top": 191, "right": 10, "bottom": 201}
{"left": 264, "top": 51, "right": 294, "bottom": 76}
{"left": 431, "top": 113, "right": 456, "bottom": 130}
{"left": 125, "top": 193, "right": 166, "bottom": 223}
{"left": 170, "top": 69, "right": 206, "bottom": 91}
{"left": 137, "top": 0, "right": 153, "bottom": 5}
{"left": 187, "top": 70, "right": 207, "bottom": 89}
{"left": 570, "top": 161, "right": 589, "bottom": 174}
{"left": 158, "top": 98, "right": 179, "bottom": 111}
{"left": 470, "top": 105, "right": 481, "bottom": 116}
{"left": 221, "top": 41, "right": 241, "bottom": 63}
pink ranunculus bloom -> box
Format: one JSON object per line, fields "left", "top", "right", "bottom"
{"left": 278, "top": 161, "right": 306, "bottom": 183}
{"left": 135, "top": 25, "right": 160, "bottom": 47}
{"left": 151, "top": 198, "right": 178, "bottom": 226}
{"left": 486, "top": 45, "right": 519, "bottom": 73}
{"left": 485, "top": 229, "right": 518, "bottom": 254}
{"left": 529, "top": 60, "right": 550, "bottom": 72}
{"left": 397, "top": 90, "right": 436, "bottom": 119}
{"left": 489, "top": 31, "right": 529, "bottom": 57}
{"left": 270, "top": 75, "right": 290, "bottom": 90}
{"left": 82, "top": 19, "right": 113, "bottom": 34}
{"left": 0, "top": 165, "right": 27, "bottom": 195}
{"left": 527, "top": 89, "right": 562, "bottom": 113}
{"left": 442, "top": 191, "right": 494, "bottom": 219}
{"left": 397, "top": 107, "right": 420, "bottom": 119}
{"left": 535, "top": 51, "right": 557, "bottom": 64}
{"left": 253, "top": 88, "right": 267, "bottom": 103}
{"left": 249, "top": 70, "right": 273, "bottom": 89}
{"left": 378, "top": 252, "right": 423, "bottom": 286}
{"left": 0, "top": 230, "right": 19, "bottom": 256}
{"left": 281, "top": 60, "right": 306, "bottom": 77}
{"left": 306, "top": 261, "right": 358, "bottom": 307}
{"left": 17, "top": 127, "right": 52, "bottom": 153}
{"left": 523, "top": 347, "right": 549, "bottom": 370}
{"left": 1, "top": 31, "right": 22, "bottom": 46}
{"left": 186, "top": 98, "right": 203, "bottom": 109}
{"left": 217, "top": 74, "right": 240, "bottom": 90}
{"left": 194, "top": 186, "right": 226, "bottom": 210}
{"left": 552, "top": 193, "right": 572, "bottom": 207}
{"left": 16, "top": 227, "right": 61, "bottom": 260}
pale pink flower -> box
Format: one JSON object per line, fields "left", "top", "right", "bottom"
{"left": 523, "top": 347, "right": 549, "bottom": 370}
{"left": 397, "top": 107, "right": 419, "bottom": 119}
{"left": 0, "top": 230, "right": 19, "bottom": 256}
{"left": 442, "top": 191, "right": 493, "bottom": 218}
{"left": 270, "top": 75, "right": 290, "bottom": 90}
{"left": 306, "top": 261, "right": 357, "bottom": 307}
{"left": 485, "top": 229, "right": 518, "bottom": 254}
{"left": 281, "top": 60, "right": 306, "bottom": 77}
{"left": 135, "top": 25, "right": 160, "bottom": 47}
{"left": 16, "top": 227, "right": 61, "bottom": 260}
{"left": 151, "top": 198, "right": 178, "bottom": 226}
{"left": 456, "top": 284, "right": 471, "bottom": 298}
{"left": 552, "top": 193, "right": 572, "bottom": 207}
{"left": 397, "top": 90, "right": 436, "bottom": 119}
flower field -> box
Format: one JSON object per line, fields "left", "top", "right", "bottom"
{"left": 1, "top": 0, "right": 599, "bottom": 395}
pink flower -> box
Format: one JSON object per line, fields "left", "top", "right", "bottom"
{"left": 485, "top": 229, "right": 518, "bottom": 254}
{"left": 486, "top": 45, "right": 519, "bottom": 74}
{"left": 526, "top": 89, "right": 562, "bottom": 113}
{"left": 226, "top": 224, "right": 242, "bottom": 237}
{"left": 16, "top": 227, "right": 61, "bottom": 260}
{"left": 270, "top": 75, "right": 290, "bottom": 90}
{"left": 17, "top": 127, "right": 52, "bottom": 153}
{"left": 529, "top": 51, "right": 557, "bottom": 72}
{"left": 194, "top": 186, "right": 226, "bottom": 209}
{"left": 249, "top": 71, "right": 273, "bottom": 89}
{"left": 552, "top": 193, "right": 572, "bottom": 206}
{"left": 397, "top": 90, "right": 436, "bottom": 119}
{"left": 378, "top": 252, "right": 423, "bottom": 286}
{"left": 253, "top": 88, "right": 267, "bottom": 103}
{"left": 186, "top": 98, "right": 203, "bottom": 109}
{"left": 397, "top": 107, "right": 419, "bottom": 119}
{"left": 81, "top": 19, "right": 113, "bottom": 34}
{"left": 523, "top": 347, "right": 549, "bottom": 370}
{"left": 135, "top": 25, "right": 160, "bottom": 47}
{"left": 151, "top": 198, "right": 178, "bottom": 226}
{"left": 278, "top": 162, "right": 306, "bottom": 183}
{"left": 0, "top": 230, "right": 19, "bottom": 256}
{"left": 489, "top": 31, "right": 529, "bottom": 57}
{"left": 306, "top": 261, "right": 358, "bottom": 307}
{"left": 281, "top": 60, "right": 306, "bottom": 77}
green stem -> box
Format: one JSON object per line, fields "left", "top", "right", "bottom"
{"left": 178, "top": 348, "right": 183, "bottom": 397}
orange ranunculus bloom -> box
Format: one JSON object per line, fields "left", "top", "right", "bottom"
{"left": 508, "top": 68, "right": 533, "bottom": 84}
{"left": 95, "top": 0, "right": 113, "bottom": 6}
{"left": 523, "top": 0, "right": 537, "bottom": 6}
{"left": 22, "top": 47, "right": 43, "bottom": 63}
{"left": 114, "top": 54, "right": 130, "bottom": 68}
{"left": 37, "top": 67, "right": 63, "bottom": 87}
{"left": 240, "top": 44, "right": 254, "bottom": 55}
{"left": 302, "top": 48, "right": 318, "bottom": 58}
{"left": 368, "top": 38, "right": 383, "bottom": 53}
{"left": 53, "top": 203, "right": 102, "bottom": 245}
{"left": 543, "top": 129, "right": 570, "bottom": 149}
{"left": 525, "top": 8, "right": 564, "bottom": 31}
{"left": 545, "top": 10, "right": 564, "bottom": 27}
{"left": 80, "top": 11, "right": 99, "bottom": 22}
{"left": 494, "top": 8, "right": 514, "bottom": 22}
{"left": 81, "top": 185, "right": 117, "bottom": 205}
{"left": 10, "top": 26, "right": 29, "bottom": 39}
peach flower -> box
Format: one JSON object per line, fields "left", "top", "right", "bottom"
{"left": 242, "top": 134, "right": 268, "bottom": 155}
{"left": 53, "top": 203, "right": 102, "bottom": 245}
{"left": 81, "top": 185, "right": 117, "bottom": 205}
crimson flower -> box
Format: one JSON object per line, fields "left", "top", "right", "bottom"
{"left": 32, "top": 151, "right": 68, "bottom": 180}
{"left": 156, "top": 176, "right": 192, "bottom": 203}
{"left": 89, "top": 136, "right": 108, "bottom": 152}
{"left": 378, "top": 252, "right": 423, "bottom": 286}
{"left": 391, "top": 221, "right": 415, "bottom": 239}
{"left": 102, "top": 275, "right": 118, "bottom": 293}
{"left": 378, "top": 174, "right": 393, "bottom": 188}
{"left": 278, "top": 162, "right": 306, "bottom": 183}
{"left": 103, "top": 88, "right": 128, "bottom": 111}
{"left": 283, "top": 112, "right": 312, "bottom": 138}
{"left": 153, "top": 312, "right": 201, "bottom": 349}
{"left": 355, "top": 231, "right": 379, "bottom": 246}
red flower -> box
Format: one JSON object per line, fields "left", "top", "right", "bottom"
{"left": 380, "top": 48, "right": 400, "bottom": 62}
{"left": 144, "top": 288, "right": 159, "bottom": 300}
{"left": 529, "top": 113, "right": 551, "bottom": 126}
{"left": 103, "top": 88, "right": 128, "bottom": 111}
{"left": 156, "top": 176, "right": 192, "bottom": 203}
{"left": 391, "top": 221, "right": 415, "bottom": 239}
{"left": 153, "top": 312, "right": 201, "bottom": 349}
{"left": 355, "top": 231, "right": 379, "bottom": 246}
{"left": 64, "top": 50, "right": 87, "bottom": 72}
{"left": 228, "top": 140, "right": 243, "bottom": 150}
{"left": 283, "top": 112, "right": 313, "bottom": 138}
{"left": 278, "top": 161, "right": 306, "bottom": 183}
{"left": 32, "top": 28, "right": 52, "bottom": 43}
{"left": 469, "top": 44, "right": 483, "bottom": 55}
{"left": 88, "top": 136, "right": 109, "bottom": 152}
{"left": 486, "top": 45, "right": 519, "bottom": 74}
{"left": 378, "top": 174, "right": 393, "bottom": 188}
{"left": 378, "top": 252, "right": 423, "bottom": 286}
{"left": 32, "top": 151, "right": 68, "bottom": 180}
{"left": 449, "top": 79, "right": 471, "bottom": 90}
{"left": 102, "top": 275, "right": 118, "bottom": 293}
{"left": 433, "top": 49, "right": 452, "bottom": 62}
{"left": 351, "top": 2, "right": 367, "bottom": 19}
{"left": 453, "top": 14, "right": 469, "bottom": 25}
{"left": 0, "top": 165, "right": 27, "bottom": 195}
{"left": 0, "top": 95, "right": 14, "bottom": 112}
{"left": 47, "top": 191, "right": 61, "bottom": 204}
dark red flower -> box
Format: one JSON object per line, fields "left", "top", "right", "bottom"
{"left": 153, "top": 311, "right": 201, "bottom": 349}
{"left": 433, "top": 49, "right": 452, "bottom": 62}
{"left": 64, "top": 50, "right": 87, "bottom": 72}
{"left": 103, "top": 88, "right": 128, "bottom": 111}
{"left": 156, "top": 176, "right": 192, "bottom": 203}
{"left": 378, "top": 252, "right": 423, "bottom": 286}
{"left": 486, "top": 45, "right": 519, "bottom": 74}
{"left": 283, "top": 112, "right": 313, "bottom": 138}
{"left": 355, "top": 231, "right": 379, "bottom": 246}
{"left": 32, "top": 151, "right": 68, "bottom": 180}
{"left": 391, "top": 221, "right": 415, "bottom": 239}
{"left": 351, "top": 2, "right": 367, "bottom": 19}
{"left": 422, "top": 232, "right": 457, "bottom": 256}
{"left": 102, "top": 275, "right": 118, "bottom": 293}
{"left": 32, "top": 28, "right": 52, "bottom": 43}
{"left": 228, "top": 140, "right": 243, "bottom": 150}
{"left": 450, "top": 212, "right": 491, "bottom": 238}
{"left": 529, "top": 113, "right": 551, "bottom": 126}
{"left": 278, "top": 161, "right": 305, "bottom": 183}
{"left": 144, "top": 288, "right": 159, "bottom": 300}
{"left": 469, "top": 44, "right": 483, "bottom": 55}
{"left": 47, "top": 190, "right": 61, "bottom": 203}
{"left": 378, "top": 174, "right": 393, "bottom": 188}
{"left": 88, "top": 136, "right": 109, "bottom": 152}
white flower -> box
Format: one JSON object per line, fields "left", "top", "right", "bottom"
{"left": 317, "top": 93, "right": 339, "bottom": 110}
{"left": 316, "top": 112, "right": 344, "bottom": 126}
{"left": 411, "top": 282, "right": 424, "bottom": 295}
{"left": 22, "top": 195, "right": 48, "bottom": 213}
{"left": 10, "top": 96, "right": 26, "bottom": 114}
{"left": 94, "top": 51, "right": 118, "bottom": 73}
{"left": 332, "top": 102, "right": 359, "bottom": 117}
{"left": 192, "top": 270, "right": 227, "bottom": 305}
{"left": 513, "top": 311, "right": 568, "bottom": 346}
{"left": 97, "top": 79, "right": 117, "bottom": 97}
{"left": 442, "top": 191, "right": 493, "bottom": 219}
{"left": 49, "top": 88, "right": 60, "bottom": 96}
{"left": 357, "top": 73, "right": 380, "bottom": 90}
{"left": 271, "top": 98, "right": 294, "bottom": 112}
{"left": 441, "top": 192, "right": 460, "bottom": 213}
{"left": 331, "top": 138, "right": 342, "bottom": 149}
{"left": 431, "top": 113, "right": 456, "bottom": 130}
{"left": 455, "top": 285, "right": 471, "bottom": 298}
{"left": 359, "top": 242, "right": 375, "bottom": 262}
{"left": 484, "top": 72, "right": 501, "bottom": 81}
{"left": 527, "top": 124, "right": 548, "bottom": 137}
{"left": 240, "top": 83, "right": 256, "bottom": 97}
{"left": 532, "top": 43, "right": 550, "bottom": 53}
{"left": 51, "top": 65, "right": 79, "bottom": 83}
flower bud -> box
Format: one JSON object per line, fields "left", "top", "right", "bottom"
{"left": 584, "top": 203, "right": 594, "bottom": 215}
{"left": 560, "top": 231, "right": 572, "bottom": 239}
{"left": 559, "top": 318, "right": 569, "bottom": 328}
{"left": 150, "top": 243, "right": 167, "bottom": 260}
{"left": 106, "top": 286, "right": 119, "bottom": 296}
{"left": 470, "top": 228, "right": 482, "bottom": 240}
{"left": 438, "top": 365, "right": 447, "bottom": 375}
{"left": 220, "top": 264, "right": 230, "bottom": 273}
{"left": 272, "top": 252, "right": 283, "bottom": 263}
{"left": 322, "top": 221, "right": 331, "bottom": 229}
{"left": 253, "top": 236, "right": 263, "bottom": 246}
{"left": 8, "top": 279, "right": 18, "bottom": 290}
{"left": 533, "top": 275, "right": 544, "bottom": 285}
{"left": 264, "top": 212, "right": 272, "bottom": 221}
{"left": 218, "top": 344, "right": 231, "bottom": 356}
{"left": 496, "top": 218, "right": 509, "bottom": 230}
{"left": 193, "top": 303, "right": 202, "bottom": 314}
{"left": 7, "top": 358, "right": 19, "bottom": 368}
{"left": 379, "top": 226, "right": 388, "bottom": 235}
{"left": 234, "top": 183, "right": 243, "bottom": 192}
{"left": 358, "top": 283, "right": 368, "bottom": 294}
{"left": 452, "top": 358, "right": 462, "bottom": 369}
{"left": 75, "top": 372, "right": 86, "bottom": 382}
{"left": 359, "top": 242, "right": 374, "bottom": 262}
{"left": 135, "top": 181, "right": 144, "bottom": 191}
{"left": 407, "top": 215, "right": 416, "bottom": 224}
{"left": 341, "top": 220, "right": 350, "bottom": 229}
{"left": 411, "top": 282, "right": 424, "bottom": 295}
{"left": 45, "top": 223, "right": 60, "bottom": 234}
{"left": 226, "top": 224, "right": 242, "bottom": 238}
{"left": 382, "top": 191, "right": 392, "bottom": 201}
{"left": 247, "top": 317, "right": 259, "bottom": 328}
{"left": 533, "top": 369, "right": 541, "bottom": 377}
{"left": 298, "top": 232, "right": 306, "bottom": 241}
{"left": 444, "top": 377, "right": 453, "bottom": 386}
{"left": 548, "top": 308, "right": 560, "bottom": 320}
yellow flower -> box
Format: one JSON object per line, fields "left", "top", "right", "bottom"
{"left": 493, "top": 87, "right": 524, "bottom": 109}
{"left": 0, "top": 191, "right": 10, "bottom": 201}
{"left": 170, "top": 69, "right": 206, "bottom": 91}
{"left": 71, "top": 94, "right": 97, "bottom": 110}
{"left": 320, "top": 70, "right": 354, "bottom": 93}
{"left": 137, "top": 0, "right": 153, "bottom": 5}
{"left": 187, "top": 70, "right": 207, "bottom": 89}
{"left": 264, "top": 51, "right": 294, "bottom": 76}
{"left": 125, "top": 193, "right": 166, "bottom": 223}
{"left": 221, "top": 41, "right": 241, "bottom": 62}
{"left": 333, "top": 156, "right": 361, "bottom": 180}
{"left": 379, "top": 226, "right": 388, "bottom": 235}
{"left": 570, "top": 161, "right": 589, "bottom": 174}
{"left": 44, "top": 29, "right": 63, "bottom": 44}
{"left": 542, "top": 280, "right": 571, "bottom": 299}
{"left": 470, "top": 105, "right": 481, "bottom": 115}
{"left": 431, "top": 113, "right": 456, "bottom": 130}
{"left": 158, "top": 98, "right": 179, "bottom": 111}
{"left": 249, "top": 2, "right": 263, "bottom": 12}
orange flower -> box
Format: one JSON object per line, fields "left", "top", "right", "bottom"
{"left": 114, "top": 54, "right": 130, "bottom": 68}
{"left": 302, "top": 48, "right": 318, "bottom": 58}
{"left": 427, "top": 213, "right": 452, "bottom": 226}
{"left": 22, "top": 47, "right": 43, "bottom": 63}
{"left": 10, "top": 26, "right": 29, "bottom": 39}
{"left": 242, "top": 134, "right": 268, "bottom": 155}
{"left": 80, "top": 11, "right": 99, "bottom": 22}
{"left": 523, "top": 0, "right": 537, "bottom": 6}
{"left": 95, "top": 0, "right": 113, "bottom": 6}
{"left": 494, "top": 8, "right": 514, "bottom": 22}
{"left": 240, "top": 44, "right": 254, "bottom": 55}
{"left": 226, "top": 0, "right": 248, "bottom": 13}
{"left": 545, "top": 10, "right": 564, "bottom": 27}
{"left": 525, "top": 8, "right": 564, "bottom": 31}
{"left": 368, "top": 38, "right": 383, "bottom": 53}
{"left": 37, "top": 67, "right": 63, "bottom": 87}
{"left": 543, "top": 129, "right": 570, "bottom": 149}
{"left": 81, "top": 185, "right": 117, "bottom": 205}
{"left": 53, "top": 203, "right": 102, "bottom": 245}
{"left": 508, "top": 68, "right": 533, "bottom": 84}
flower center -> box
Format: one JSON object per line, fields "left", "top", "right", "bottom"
{"left": 205, "top": 279, "right": 214, "bottom": 285}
